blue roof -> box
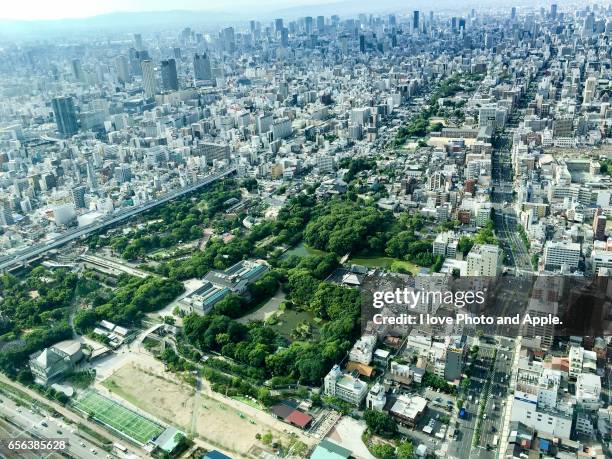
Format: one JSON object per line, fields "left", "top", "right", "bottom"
{"left": 203, "top": 451, "right": 232, "bottom": 459}
{"left": 310, "top": 440, "right": 351, "bottom": 459}
{"left": 539, "top": 439, "right": 550, "bottom": 450}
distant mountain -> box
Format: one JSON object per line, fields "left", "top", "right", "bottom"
{"left": 0, "top": 0, "right": 550, "bottom": 38}
{"left": 0, "top": 10, "right": 246, "bottom": 37}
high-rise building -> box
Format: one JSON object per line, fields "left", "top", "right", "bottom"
{"left": 550, "top": 4, "right": 558, "bottom": 19}
{"left": 115, "top": 55, "right": 130, "bottom": 83}
{"left": 466, "top": 244, "right": 503, "bottom": 276}
{"left": 161, "top": 59, "right": 179, "bottom": 91}
{"left": 114, "top": 164, "right": 132, "bottom": 183}
{"left": 71, "top": 186, "right": 87, "bottom": 209}
{"left": 413, "top": 10, "right": 420, "bottom": 32}
{"left": 388, "top": 14, "right": 396, "bottom": 27}
{"left": 275, "top": 18, "right": 283, "bottom": 34}
{"left": 141, "top": 59, "right": 157, "bottom": 99}
{"left": 511, "top": 7, "right": 516, "bottom": 19}
{"left": 543, "top": 241, "right": 580, "bottom": 271}
{"left": 305, "top": 16, "right": 313, "bottom": 34}
{"left": 193, "top": 53, "right": 212, "bottom": 81}
{"left": 280, "top": 28, "right": 289, "bottom": 47}
{"left": 201, "top": 142, "right": 231, "bottom": 164}
{"left": 583, "top": 76, "right": 597, "bottom": 103}
{"left": 593, "top": 209, "right": 606, "bottom": 240}
{"left": 359, "top": 34, "right": 366, "bottom": 53}
{"left": 71, "top": 58, "right": 84, "bottom": 82}
{"left": 316, "top": 15, "right": 325, "bottom": 31}
{"left": 0, "top": 201, "right": 13, "bottom": 226}
{"left": 52, "top": 96, "right": 79, "bottom": 137}
{"left": 134, "top": 33, "right": 143, "bottom": 50}
{"left": 86, "top": 160, "right": 98, "bottom": 190}
{"left": 257, "top": 113, "right": 272, "bottom": 134}
{"left": 222, "top": 27, "right": 235, "bottom": 53}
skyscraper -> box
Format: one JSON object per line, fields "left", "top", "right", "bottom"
{"left": 305, "top": 16, "right": 313, "bottom": 34}
{"left": 511, "top": 7, "right": 517, "bottom": 19}
{"left": 275, "top": 18, "right": 284, "bottom": 34}
{"left": 161, "top": 59, "right": 179, "bottom": 91}
{"left": 280, "top": 28, "right": 289, "bottom": 47}
{"left": 52, "top": 96, "right": 79, "bottom": 137}
{"left": 222, "top": 27, "right": 235, "bottom": 53}
{"left": 115, "top": 55, "right": 130, "bottom": 83}
{"left": 71, "top": 58, "right": 83, "bottom": 82}
{"left": 194, "top": 53, "right": 212, "bottom": 81}
{"left": 72, "top": 186, "right": 87, "bottom": 209}
{"left": 134, "top": 33, "right": 143, "bottom": 50}
{"left": 317, "top": 16, "right": 325, "bottom": 31}
{"left": 413, "top": 11, "right": 420, "bottom": 32}
{"left": 86, "top": 160, "right": 98, "bottom": 190}
{"left": 550, "top": 4, "right": 557, "bottom": 19}
{"left": 141, "top": 59, "right": 157, "bottom": 99}
{"left": 0, "top": 201, "right": 13, "bottom": 226}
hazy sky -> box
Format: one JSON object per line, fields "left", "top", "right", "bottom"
{"left": 0, "top": 0, "right": 346, "bottom": 21}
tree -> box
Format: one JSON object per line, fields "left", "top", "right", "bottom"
{"left": 213, "top": 294, "right": 244, "bottom": 318}
{"left": 291, "top": 440, "right": 308, "bottom": 457}
{"left": 457, "top": 236, "right": 474, "bottom": 256}
{"left": 369, "top": 443, "right": 395, "bottom": 459}
{"left": 396, "top": 441, "right": 414, "bottom": 459}
{"left": 261, "top": 432, "right": 273, "bottom": 446}
{"left": 364, "top": 409, "right": 397, "bottom": 438}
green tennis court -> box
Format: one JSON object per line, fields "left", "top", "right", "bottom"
{"left": 73, "top": 390, "right": 164, "bottom": 445}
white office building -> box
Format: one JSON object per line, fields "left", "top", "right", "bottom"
{"left": 543, "top": 240, "right": 580, "bottom": 271}
{"left": 324, "top": 365, "right": 368, "bottom": 405}
{"left": 349, "top": 335, "right": 376, "bottom": 365}
{"left": 466, "top": 244, "right": 503, "bottom": 276}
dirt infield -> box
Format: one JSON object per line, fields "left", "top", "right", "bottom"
{"left": 102, "top": 363, "right": 291, "bottom": 456}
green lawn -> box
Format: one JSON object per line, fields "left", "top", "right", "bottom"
{"left": 73, "top": 390, "right": 164, "bottom": 445}
{"left": 348, "top": 256, "right": 421, "bottom": 274}
{"left": 232, "top": 395, "right": 262, "bottom": 410}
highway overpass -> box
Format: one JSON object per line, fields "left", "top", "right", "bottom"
{"left": 0, "top": 167, "right": 236, "bottom": 273}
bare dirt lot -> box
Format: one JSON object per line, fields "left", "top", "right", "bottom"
{"left": 102, "top": 363, "right": 292, "bottom": 456}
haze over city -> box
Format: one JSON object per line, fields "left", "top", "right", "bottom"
{"left": 0, "top": 1, "right": 611, "bottom": 459}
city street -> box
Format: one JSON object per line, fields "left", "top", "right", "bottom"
{"left": 448, "top": 337, "right": 516, "bottom": 459}
{"left": 0, "top": 393, "right": 111, "bottom": 459}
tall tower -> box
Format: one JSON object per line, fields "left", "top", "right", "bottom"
{"left": 413, "top": 10, "right": 420, "bottom": 32}
{"left": 71, "top": 58, "right": 84, "bottom": 82}
{"left": 161, "top": 59, "right": 179, "bottom": 91}
{"left": 115, "top": 55, "right": 130, "bottom": 83}
{"left": 52, "top": 96, "right": 79, "bottom": 137}
{"left": 141, "top": 59, "right": 157, "bottom": 99}
{"left": 86, "top": 159, "right": 98, "bottom": 190}
{"left": 193, "top": 53, "right": 212, "bottom": 81}
{"left": 134, "top": 33, "right": 143, "bottom": 50}
{"left": 0, "top": 201, "right": 13, "bottom": 226}
{"left": 550, "top": 4, "right": 557, "bottom": 19}
{"left": 72, "top": 186, "right": 87, "bottom": 209}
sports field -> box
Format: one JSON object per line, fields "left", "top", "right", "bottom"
{"left": 73, "top": 390, "right": 164, "bottom": 445}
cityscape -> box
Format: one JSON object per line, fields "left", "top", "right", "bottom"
{"left": 0, "top": 1, "right": 611, "bottom": 459}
